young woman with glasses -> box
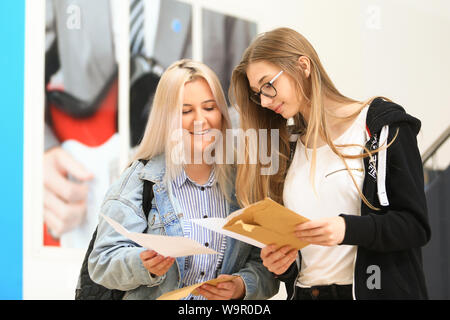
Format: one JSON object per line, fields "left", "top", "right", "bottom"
{"left": 229, "top": 27, "right": 430, "bottom": 300}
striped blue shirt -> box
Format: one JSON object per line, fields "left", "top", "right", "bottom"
{"left": 171, "top": 168, "right": 228, "bottom": 300}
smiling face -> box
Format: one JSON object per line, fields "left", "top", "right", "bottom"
{"left": 182, "top": 77, "right": 223, "bottom": 158}
{"left": 246, "top": 60, "right": 303, "bottom": 120}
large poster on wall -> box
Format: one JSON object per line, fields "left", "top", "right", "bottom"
{"left": 43, "top": 0, "right": 121, "bottom": 249}
{"left": 129, "top": 0, "right": 193, "bottom": 148}
{"left": 202, "top": 8, "right": 257, "bottom": 128}
{"left": 43, "top": 0, "right": 197, "bottom": 249}
{"left": 202, "top": 8, "right": 257, "bottom": 105}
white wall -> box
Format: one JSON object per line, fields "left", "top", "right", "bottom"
{"left": 188, "top": 0, "right": 450, "bottom": 167}
{"left": 359, "top": 0, "right": 450, "bottom": 169}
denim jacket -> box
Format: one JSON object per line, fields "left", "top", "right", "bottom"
{"left": 88, "top": 154, "right": 279, "bottom": 300}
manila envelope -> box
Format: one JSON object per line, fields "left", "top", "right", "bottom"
{"left": 223, "top": 198, "right": 310, "bottom": 250}
{"left": 156, "top": 275, "right": 238, "bottom": 300}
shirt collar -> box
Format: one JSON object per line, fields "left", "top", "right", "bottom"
{"left": 173, "top": 167, "right": 217, "bottom": 189}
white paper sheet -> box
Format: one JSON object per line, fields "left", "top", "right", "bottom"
{"left": 101, "top": 214, "right": 219, "bottom": 257}
{"left": 191, "top": 217, "right": 266, "bottom": 249}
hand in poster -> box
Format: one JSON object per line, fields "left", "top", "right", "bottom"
{"left": 43, "top": 147, "right": 93, "bottom": 237}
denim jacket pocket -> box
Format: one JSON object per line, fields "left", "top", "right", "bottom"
{"left": 147, "top": 208, "right": 183, "bottom": 237}
{"left": 146, "top": 208, "right": 165, "bottom": 234}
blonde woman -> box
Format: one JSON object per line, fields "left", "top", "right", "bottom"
{"left": 88, "top": 59, "right": 279, "bottom": 300}
{"left": 229, "top": 28, "right": 430, "bottom": 300}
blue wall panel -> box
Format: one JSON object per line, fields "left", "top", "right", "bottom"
{"left": 0, "top": 0, "right": 25, "bottom": 300}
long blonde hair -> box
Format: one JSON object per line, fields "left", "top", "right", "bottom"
{"left": 230, "top": 27, "right": 393, "bottom": 210}
{"left": 133, "top": 59, "right": 234, "bottom": 199}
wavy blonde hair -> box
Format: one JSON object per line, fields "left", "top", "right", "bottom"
{"left": 132, "top": 59, "right": 234, "bottom": 199}
{"left": 230, "top": 27, "right": 395, "bottom": 210}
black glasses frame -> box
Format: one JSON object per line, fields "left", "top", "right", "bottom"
{"left": 249, "top": 70, "right": 284, "bottom": 105}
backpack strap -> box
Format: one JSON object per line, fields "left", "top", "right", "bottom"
{"left": 142, "top": 179, "right": 154, "bottom": 219}
{"left": 138, "top": 159, "right": 154, "bottom": 219}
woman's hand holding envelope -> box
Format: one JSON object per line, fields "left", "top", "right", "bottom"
{"left": 260, "top": 245, "right": 298, "bottom": 275}
{"left": 294, "top": 217, "right": 346, "bottom": 246}
{"left": 195, "top": 274, "right": 245, "bottom": 300}
{"left": 140, "top": 249, "right": 175, "bottom": 277}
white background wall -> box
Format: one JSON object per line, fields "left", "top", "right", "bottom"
{"left": 23, "top": 0, "right": 450, "bottom": 299}
{"left": 186, "top": 0, "right": 450, "bottom": 167}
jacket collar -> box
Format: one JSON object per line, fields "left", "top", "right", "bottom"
{"left": 138, "top": 154, "right": 166, "bottom": 183}
{"left": 138, "top": 154, "right": 218, "bottom": 188}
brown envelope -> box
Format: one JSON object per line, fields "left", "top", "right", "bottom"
{"left": 156, "top": 275, "right": 238, "bottom": 300}
{"left": 223, "top": 198, "right": 310, "bottom": 250}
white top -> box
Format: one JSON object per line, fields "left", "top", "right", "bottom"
{"left": 283, "top": 106, "right": 369, "bottom": 287}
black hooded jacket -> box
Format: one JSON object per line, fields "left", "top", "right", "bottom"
{"left": 279, "top": 98, "right": 431, "bottom": 300}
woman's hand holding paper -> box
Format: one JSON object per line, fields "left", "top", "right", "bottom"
{"left": 260, "top": 245, "right": 298, "bottom": 275}
{"left": 140, "top": 250, "right": 175, "bottom": 277}
{"left": 294, "top": 217, "right": 346, "bottom": 246}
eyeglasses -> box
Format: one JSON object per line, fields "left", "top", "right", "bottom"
{"left": 249, "top": 70, "right": 283, "bottom": 105}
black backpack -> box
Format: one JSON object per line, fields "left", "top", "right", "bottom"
{"left": 75, "top": 160, "right": 154, "bottom": 300}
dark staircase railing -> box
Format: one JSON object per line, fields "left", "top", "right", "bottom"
{"left": 421, "top": 125, "right": 450, "bottom": 299}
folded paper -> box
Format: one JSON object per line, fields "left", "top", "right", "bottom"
{"left": 192, "top": 198, "right": 310, "bottom": 250}
{"left": 101, "top": 214, "right": 219, "bottom": 257}
{"left": 156, "top": 275, "right": 238, "bottom": 300}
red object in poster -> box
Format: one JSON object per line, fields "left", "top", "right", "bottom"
{"left": 44, "top": 80, "right": 118, "bottom": 246}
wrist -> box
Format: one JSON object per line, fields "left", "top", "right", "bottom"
{"left": 337, "top": 215, "right": 347, "bottom": 245}
{"left": 231, "top": 276, "right": 246, "bottom": 299}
